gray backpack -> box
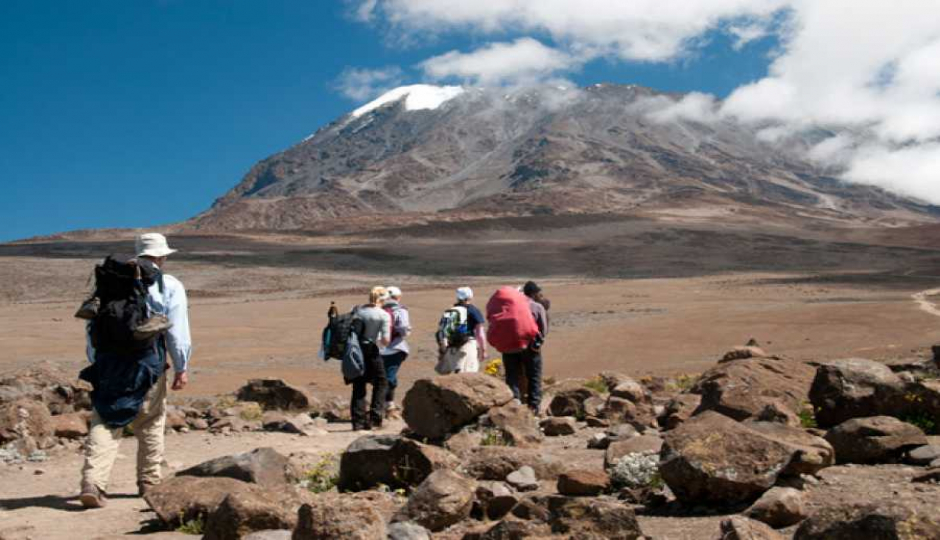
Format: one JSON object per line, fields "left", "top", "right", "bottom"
{"left": 341, "top": 329, "right": 366, "bottom": 382}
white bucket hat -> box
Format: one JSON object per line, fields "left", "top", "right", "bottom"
{"left": 456, "top": 286, "right": 473, "bottom": 301}
{"left": 386, "top": 286, "right": 402, "bottom": 299}
{"left": 136, "top": 233, "right": 177, "bottom": 258}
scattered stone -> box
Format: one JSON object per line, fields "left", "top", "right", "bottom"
{"left": 387, "top": 521, "right": 430, "bottom": 540}
{"left": 794, "top": 501, "right": 940, "bottom": 539}
{"left": 540, "top": 416, "right": 576, "bottom": 436}
{"left": 473, "top": 519, "right": 552, "bottom": 540}
{"left": 557, "top": 469, "right": 610, "bottom": 496}
{"left": 236, "top": 379, "right": 315, "bottom": 412}
{"left": 746, "top": 487, "right": 808, "bottom": 528}
{"left": 743, "top": 421, "right": 834, "bottom": 476}
{"left": 338, "top": 435, "right": 458, "bottom": 491}
{"left": 0, "top": 363, "right": 91, "bottom": 414}
{"left": 202, "top": 490, "right": 295, "bottom": 540}
{"left": 394, "top": 469, "right": 475, "bottom": 532}
{"left": 754, "top": 400, "right": 802, "bottom": 427}
{"left": 463, "top": 446, "right": 559, "bottom": 481}
{"left": 474, "top": 482, "right": 518, "bottom": 521}
{"left": 189, "top": 418, "right": 209, "bottom": 430}
{"left": 0, "top": 400, "right": 55, "bottom": 450}
{"left": 912, "top": 467, "right": 940, "bottom": 483}
{"left": 293, "top": 492, "right": 397, "bottom": 540}
{"left": 51, "top": 412, "right": 88, "bottom": 439}
{"left": 177, "top": 447, "right": 298, "bottom": 489}
{"left": 506, "top": 466, "right": 539, "bottom": 492}
{"left": 262, "top": 412, "right": 327, "bottom": 436}
{"left": 145, "top": 476, "right": 271, "bottom": 527}
{"left": 907, "top": 444, "right": 940, "bottom": 466}
{"left": 658, "top": 393, "right": 702, "bottom": 431}
{"left": 583, "top": 395, "right": 607, "bottom": 418}
{"left": 808, "top": 358, "right": 907, "bottom": 427}
{"left": 485, "top": 402, "right": 543, "bottom": 448}
{"left": 693, "top": 357, "right": 816, "bottom": 422}
{"left": 210, "top": 415, "right": 260, "bottom": 433}
{"left": 659, "top": 411, "right": 799, "bottom": 504}
{"left": 549, "top": 497, "right": 644, "bottom": 540}
{"left": 403, "top": 374, "right": 513, "bottom": 440}
{"left": 243, "top": 532, "right": 292, "bottom": 540}
{"left": 719, "top": 516, "right": 785, "bottom": 540}
{"left": 588, "top": 432, "right": 609, "bottom": 449}
{"left": 585, "top": 416, "right": 610, "bottom": 428}
{"left": 720, "top": 346, "right": 769, "bottom": 363}
{"left": 165, "top": 407, "right": 188, "bottom": 431}
{"left": 604, "top": 435, "right": 663, "bottom": 469}
{"left": 610, "top": 378, "right": 650, "bottom": 404}
{"left": 443, "top": 429, "right": 482, "bottom": 455}
{"left": 825, "top": 416, "right": 927, "bottom": 464}
{"left": 547, "top": 380, "right": 597, "bottom": 417}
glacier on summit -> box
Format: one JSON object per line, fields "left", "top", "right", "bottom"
{"left": 351, "top": 84, "right": 465, "bottom": 118}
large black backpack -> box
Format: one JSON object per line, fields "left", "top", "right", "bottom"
{"left": 89, "top": 256, "right": 162, "bottom": 355}
{"left": 322, "top": 308, "right": 361, "bottom": 361}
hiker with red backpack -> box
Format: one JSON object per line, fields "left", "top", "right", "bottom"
{"left": 435, "top": 287, "right": 487, "bottom": 374}
{"left": 77, "top": 233, "right": 192, "bottom": 509}
{"left": 381, "top": 286, "right": 411, "bottom": 416}
{"left": 486, "top": 282, "right": 548, "bottom": 413}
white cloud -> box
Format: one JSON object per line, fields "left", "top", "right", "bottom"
{"left": 645, "top": 92, "right": 722, "bottom": 124}
{"left": 727, "top": 21, "right": 770, "bottom": 50}
{"left": 334, "top": 66, "right": 404, "bottom": 101}
{"left": 421, "top": 38, "right": 579, "bottom": 85}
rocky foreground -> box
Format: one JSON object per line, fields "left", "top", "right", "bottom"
{"left": 2, "top": 345, "right": 940, "bottom": 539}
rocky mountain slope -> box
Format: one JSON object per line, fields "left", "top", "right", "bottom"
{"left": 191, "top": 84, "right": 939, "bottom": 230}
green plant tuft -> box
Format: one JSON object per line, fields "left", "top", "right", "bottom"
{"left": 583, "top": 376, "right": 609, "bottom": 395}
{"left": 480, "top": 427, "right": 510, "bottom": 447}
{"left": 301, "top": 454, "right": 339, "bottom": 493}
{"left": 176, "top": 514, "right": 205, "bottom": 535}
{"left": 900, "top": 412, "right": 938, "bottom": 435}
{"left": 798, "top": 402, "right": 818, "bottom": 429}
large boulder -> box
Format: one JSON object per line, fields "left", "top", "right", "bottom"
{"left": 659, "top": 412, "right": 800, "bottom": 504}
{"left": 293, "top": 492, "right": 399, "bottom": 540}
{"left": 0, "top": 399, "right": 55, "bottom": 450}
{"left": 742, "top": 421, "right": 834, "bottom": 476}
{"left": 746, "top": 487, "right": 808, "bottom": 528}
{"left": 177, "top": 447, "right": 299, "bottom": 489}
{"left": 484, "top": 402, "right": 543, "bottom": 448}
{"left": 548, "top": 497, "right": 644, "bottom": 540}
{"left": 794, "top": 501, "right": 940, "bottom": 539}
{"left": 403, "top": 374, "right": 513, "bottom": 440}
{"left": 719, "top": 517, "right": 786, "bottom": 540}
{"left": 547, "top": 380, "right": 598, "bottom": 418}
{"left": 540, "top": 416, "right": 577, "bottom": 436}
{"left": 824, "top": 416, "right": 927, "bottom": 464}
{"left": 394, "top": 469, "right": 476, "bottom": 532}
{"left": 609, "top": 377, "right": 651, "bottom": 404}
{"left": 145, "top": 476, "right": 275, "bottom": 527}
{"left": 693, "top": 357, "right": 816, "bottom": 422}
{"left": 604, "top": 396, "right": 657, "bottom": 429}
{"left": 604, "top": 435, "right": 664, "bottom": 469}
{"left": 237, "top": 379, "right": 315, "bottom": 411}
{"left": 659, "top": 393, "right": 702, "bottom": 431}
{"left": 808, "top": 359, "right": 907, "bottom": 427}
{"left": 203, "top": 490, "right": 296, "bottom": 540}
{"left": 463, "top": 446, "right": 561, "bottom": 481}
{"left": 338, "top": 435, "right": 458, "bottom": 491}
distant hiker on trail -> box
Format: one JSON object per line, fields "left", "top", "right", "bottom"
{"left": 349, "top": 286, "right": 391, "bottom": 431}
{"left": 381, "top": 286, "right": 411, "bottom": 416}
{"left": 486, "top": 282, "right": 547, "bottom": 413}
{"left": 435, "top": 287, "right": 487, "bottom": 374}
{"left": 77, "top": 233, "right": 192, "bottom": 509}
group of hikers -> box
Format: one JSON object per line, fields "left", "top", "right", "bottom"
{"left": 73, "top": 233, "right": 551, "bottom": 510}
{"left": 326, "top": 282, "right": 549, "bottom": 431}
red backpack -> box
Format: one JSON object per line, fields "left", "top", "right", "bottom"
{"left": 485, "top": 287, "right": 539, "bottom": 353}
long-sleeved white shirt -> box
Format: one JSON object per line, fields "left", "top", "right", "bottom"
{"left": 86, "top": 273, "right": 192, "bottom": 373}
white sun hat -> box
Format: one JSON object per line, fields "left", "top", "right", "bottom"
{"left": 136, "top": 233, "right": 178, "bottom": 258}
{"left": 456, "top": 286, "right": 473, "bottom": 301}
{"left": 386, "top": 286, "right": 402, "bottom": 298}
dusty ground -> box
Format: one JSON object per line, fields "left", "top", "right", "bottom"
{"left": 2, "top": 217, "right": 940, "bottom": 538}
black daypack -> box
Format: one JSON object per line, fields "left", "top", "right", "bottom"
{"left": 322, "top": 308, "right": 360, "bottom": 361}
{"left": 88, "top": 256, "right": 163, "bottom": 355}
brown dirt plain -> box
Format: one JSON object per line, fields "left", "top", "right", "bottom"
{"left": 2, "top": 214, "right": 940, "bottom": 538}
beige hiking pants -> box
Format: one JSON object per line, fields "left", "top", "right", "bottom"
{"left": 81, "top": 372, "right": 167, "bottom": 491}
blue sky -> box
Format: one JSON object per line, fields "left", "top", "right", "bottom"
{"left": 0, "top": 0, "right": 782, "bottom": 242}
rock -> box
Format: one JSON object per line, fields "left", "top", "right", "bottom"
{"left": 189, "top": 418, "right": 210, "bottom": 430}
{"left": 754, "top": 400, "right": 802, "bottom": 427}
{"left": 659, "top": 411, "right": 799, "bottom": 504}
{"left": 742, "top": 421, "right": 834, "bottom": 476}
{"left": 693, "top": 357, "right": 816, "bottom": 422}
{"left": 262, "top": 412, "right": 327, "bottom": 436}
{"left": 0, "top": 400, "right": 55, "bottom": 450}
{"left": 540, "top": 416, "right": 576, "bottom": 436}
{"left": 610, "top": 378, "right": 650, "bottom": 404}
{"left": 908, "top": 444, "right": 940, "bottom": 466}
{"left": 145, "top": 476, "right": 273, "bottom": 527}
{"left": 912, "top": 467, "right": 940, "bottom": 483}
{"left": 402, "top": 374, "right": 513, "bottom": 440}
{"left": 808, "top": 358, "right": 907, "bottom": 427}
{"left": 244, "top": 532, "right": 292, "bottom": 540}
{"left": 165, "top": 407, "right": 188, "bottom": 431}
{"left": 794, "top": 501, "right": 940, "bottom": 539}
{"left": 237, "top": 379, "right": 315, "bottom": 412}
{"left": 485, "top": 402, "right": 543, "bottom": 448}
{"left": 824, "top": 416, "right": 927, "bottom": 464}
{"left": 320, "top": 398, "right": 352, "bottom": 423}
{"left": 604, "top": 396, "right": 657, "bottom": 429}
{"left": 719, "top": 516, "right": 786, "bottom": 540}
{"left": 547, "top": 380, "right": 598, "bottom": 418}
{"left": 583, "top": 395, "right": 607, "bottom": 418}
{"left": 338, "top": 434, "right": 458, "bottom": 491}
{"left": 178, "top": 447, "right": 298, "bottom": 488}
{"left": 463, "top": 446, "right": 559, "bottom": 481}
{"left": 0, "top": 363, "right": 91, "bottom": 414}
{"left": 210, "top": 415, "right": 260, "bottom": 433}
{"left": 659, "top": 393, "right": 702, "bottom": 430}
{"left": 549, "top": 497, "right": 644, "bottom": 540}
{"left": 474, "top": 482, "right": 518, "bottom": 521}
{"left": 588, "top": 432, "right": 610, "bottom": 449}
{"left": 607, "top": 423, "right": 640, "bottom": 440}
{"left": 557, "top": 469, "right": 610, "bottom": 496}
{"left": 604, "top": 435, "right": 663, "bottom": 469}
{"left": 443, "top": 429, "right": 482, "bottom": 455}
{"left": 203, "top": 490, "right": 295, "bottom": 540}
{"left": 506, "top": 466, "right": 539, "bottom": 491}
{"left": 387, "top": 522, "right": 430, "bottom": 540}
{"left": 720, "top": 346, "right": 769, "bottom": 363}
{"left": 746, "top": 487, "right": 807, "bottom": 528}
{"left": 585, "top": 416, "right": 610, "bottom": 428}
{"left": 394, "top": 469, "right": 475, "bottom": 532}
{"left": 293, "top": 493, "right": 396, "bottom": 540}
{"left": 473, "top": 520, "right": 552, "bottom": 540}
{"left": 51, "top": 412, "right": 88, "bottom": 439}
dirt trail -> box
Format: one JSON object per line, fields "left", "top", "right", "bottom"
{"left": 912, "top": 288, "right": 940, "bottom": 317}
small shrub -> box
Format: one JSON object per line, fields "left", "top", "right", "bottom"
{"left": 215, "top": 395, "right": 238, "bottom": 409}
{"left": 176, "top": 514, "right": 205, "bottom": 535}
{"left": 484, "top": 358, "right": 504, "bottom": 378}
{"left": 480, "top": 427, "right": 510, "bottom": 447}
{"left": 238, "top": 402, "right": 264, "bottom": 421}
{"left": 584, "top": 376, "right": 609, "bottom": 394}
{"left": 901, "top": 413, "right": 938, "bottom": 435}
{"left": 798, "top": 402, "right": 817, "bottom": 429}
{"left": 300, "top": 454, "right": 339, "bottom": 493}
{"left": 666, "top": 373, "right": 698, "bottom": 392}
{"left": 609, "top": 451, "right": 662, "bottom": 489}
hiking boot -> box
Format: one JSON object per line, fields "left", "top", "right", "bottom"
{"left": 79, "top": 483, "right": 107, "bottom": 509}
{"left": 133, "top": 314, "right": 173, "bottom": 340}
{"left": 74, "top": 297, "right": 100, "bottom": 320}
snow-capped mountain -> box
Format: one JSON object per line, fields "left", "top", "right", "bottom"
{"left": 191, "top": 84, "right": 939, "bottom": 230}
